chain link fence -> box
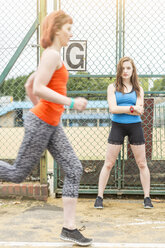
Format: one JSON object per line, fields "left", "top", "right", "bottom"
{"left": 0, "top": 0, "right": 39, "bottom": 181}
{"left": 124, "top": 0, "right": 165, "bottom": 76}
{"left": 55, "top": 0, "right": 165, "bottom": 195}
{"left": 62, "top": 0, "right": 117, "bottom": 75}
{"left": 0, "top": 0, "right": 165, "bottom": 193}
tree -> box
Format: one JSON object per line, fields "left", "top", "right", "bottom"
{"left": 67, "top": 71, "right": 114, "bottom": 99}
{"left": 151, "top": 78, "right": 165, "bottom": 91}
{"left": 0, "top": 71, "right": 114, "bottom": 101}
{"left": 139, "top": 78, "right": 149, "bottom": 91}
{"left": 0, "top": 74, "right": 30, "bottom": 101}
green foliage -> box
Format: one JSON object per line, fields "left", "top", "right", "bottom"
{"left": 0, "top": 74, "right": 30, "bottom": 101}
{"left": 0, "top": 71, "right": 115, "bottom": 102}
{"left": 151, "top": 78, "right": 165, "bottom": 91}
{"left": 68, "top": 73, "right": 151, "bottom": 93}
{"left": 67, "top": 71, "right": 114, "bottom": 91}
{"left": 67, "top": 72, "right": 115, "bottom": 100}
{"left": 139, "top": 78, "right": 149, "bottom": 91}
{"left": 2, "top": 72, "right": 155, "bottom": 101}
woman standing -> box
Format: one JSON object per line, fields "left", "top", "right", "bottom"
{"left": 94, "top": 57, "right": 153, "bottom": 209}
{"left": 0, "top": 10, "right": 92, "bottom": 246}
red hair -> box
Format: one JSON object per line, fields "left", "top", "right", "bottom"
{"left": 40, "top": 10, "right": 73, "bottom": 49}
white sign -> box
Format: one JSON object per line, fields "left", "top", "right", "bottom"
{"left": 63, "top": 40, "right": 87, "bottom": 71}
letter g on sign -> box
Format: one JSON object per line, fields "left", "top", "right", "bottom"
{"left": 63, "top": 40, "right": 87, "bottom": 71}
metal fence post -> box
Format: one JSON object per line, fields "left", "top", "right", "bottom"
{"left": 54, "top": 160, "right": 58, "bottom": 196}
{"left": 39, "top": 0, "right": 47, "bottom": 184}
{"left": 116, "top": 0, "right": 125, "bottom": 190}
{"left": 40, "top": 152, "right": 47, "bottom": 184}
{"left": 39, "top": 0, "right": 47, "bottom": 56}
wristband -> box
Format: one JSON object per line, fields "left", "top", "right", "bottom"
{"left": 69, "top": 98, "right": 75, "bottom": 109}
{"left": 130, "top": 106, "right": 134, "bottom": 113}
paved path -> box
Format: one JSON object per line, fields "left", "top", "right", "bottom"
{"left": 0, "top": 197, "right": 165, "bottom": 247}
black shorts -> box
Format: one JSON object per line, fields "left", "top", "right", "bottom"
{"left": 108, "top": 121, "right": 145, "bottom": 145}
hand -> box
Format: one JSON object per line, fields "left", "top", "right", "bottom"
{"left": 73, "top": 97, "right": 88, "bottom": 111}
{"left": 134, "top": 105, "right": 144, "bottom": 115}
{"left": 25, "top": 72, "right": 39, "bottom": 105}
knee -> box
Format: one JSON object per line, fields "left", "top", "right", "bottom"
{"left": 69, "top": 161, "right": 83, "bottom": 180}
{"left": 137, "top": 160, "right": 147, "bottom": 170}
{"left": 104, "top": 160, "right": 115, "bottom": 171}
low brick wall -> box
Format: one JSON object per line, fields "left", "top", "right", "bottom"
{"left": 0, "top": 183, "right": 48, "bottom": 201}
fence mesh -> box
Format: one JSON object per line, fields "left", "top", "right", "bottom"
{"left": 0, "top": 0, "right": 38, "bottom": 77}
{"left": 0, "top": 0, "right": 165, "bottom": 192}
{"left": 61, "top": 0, "right": 117, "bottom": 75}
{"left": 56, "top": 0, "right": 165, "bottom": 193}
{"left": 124, "top": 0, "right": 165, "bottom": 75}
{"left": 0, "top": 0, "right": 38, "bottom": 181}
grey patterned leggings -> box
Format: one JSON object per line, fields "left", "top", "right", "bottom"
{"left": 0, "top": 111, "right": 83, "bottom": 198}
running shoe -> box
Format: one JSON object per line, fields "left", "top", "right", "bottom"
{"left": 144, "top": 197, "right": 153, "bottom": 209}
{"left": 94, "top": 196, "right": 103, "bottom": 209}
{"left": 60, "top": 227, "right": 92, "bottom": 246}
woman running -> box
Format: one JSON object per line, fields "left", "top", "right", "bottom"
{"left": 0, "top": 10, "right": 92, "bottom": 246}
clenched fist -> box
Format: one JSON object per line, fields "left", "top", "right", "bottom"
{"left": 134, "top": 105, "right": 144, "bottom": 115}
{"left": 73, "top": 97, "right": 88, "bottom": 111}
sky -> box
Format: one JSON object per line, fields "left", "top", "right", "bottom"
{"left": 0, "top": 0, "right": 37, "bottom": 80}
{"left": 60, "top": 0, "right": 165, "bottom": 76}
{"left": 0, "top": 0, "right": 165, "bottom": 82}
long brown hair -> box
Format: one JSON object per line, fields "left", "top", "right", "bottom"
{"left": 40, "top": 10, "right": 73, "bottom": 49}
{"left": 115, "top": 57, "right": 140, "bottom": 97}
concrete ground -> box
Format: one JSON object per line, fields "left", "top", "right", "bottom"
{"left": 0, "top": 197, "right": 165, "bottom": 248}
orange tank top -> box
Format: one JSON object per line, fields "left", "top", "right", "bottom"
{"left": 30, "top": 63, "right": 69, "bottom": 126}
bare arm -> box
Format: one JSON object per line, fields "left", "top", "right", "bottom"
{"left": 33, "top": 49, "right": 87, "bottom": 111}
{"left": 25, "top": 72, "right": 40, "bottom": 105}
{"left": 133, "top": 86, "right": 144, "bottom": 115}
{"left": 136, "top": 86, "right": 144, "bottom": 107}
{"left": 127, "top": 86, "right": 144, "bottom": 115}
{"left": 107, "top": 84, "right": 143, "bottom": 115}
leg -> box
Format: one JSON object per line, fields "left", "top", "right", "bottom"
{"left": 47, "top": 124, "right": 83, "bottom": 229}
{"left": 48, "top": 125, "right": 92, "bottom": 245}
{"left": 94, "top": 121, "right": 125, "bottom": 208}
{"left": 0, "top": 112, "right": 53, "bottom": 183}
{"left": 98, "top": 144, "right": 122, "bottom": 198}
{"left": 130, "top": 144, "right": 150, "bottom": 197}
